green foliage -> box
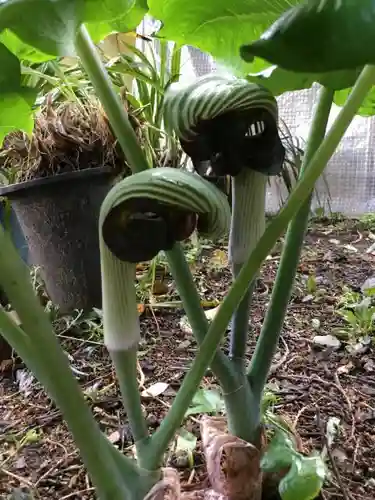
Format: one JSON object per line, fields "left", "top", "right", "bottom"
{"left": 148, "top": 0, "right": 298, "bottom": 75}
{"left": 0, "top": 0, "right": 83, "bottom": 57}
{"left": 87, "top": 0, "right": 148, "bottom": 43}
{"left": 240, "top": 0, "right": 375, "bottom": 73}
{"left": 185, "top": 388, "right": 224, "bottom": 417}
{"left": 0, "top": 43, "right": 37, "bottom": 141}
{"left": 336, "top": 288, "right": 375, "bottom": 340}
{"left": 0, "top": 29, "right": 52, "bottom": 63}
{"left": 261, "top": 430, "right": 296, "bottom": 472}
{"left": 148, "top": 0, "right": 375, "bottom": 115}
{"left": 262, "top": 430, "right": 326, "bottom": 500}
{"left": 0, "top": 3, "right": 375, "bottom": 500}
{"left": 279, "top": 455, "right": 326, "bottom": 500}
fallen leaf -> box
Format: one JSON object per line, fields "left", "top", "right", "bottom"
{"left": 141, "top": 382, "right": 169, "bottom": 398}
{"left": 313, "top": 335, "right": 341, "bottom": 350}
{"left": 205, "top": 306, "right": 220, "bottom": 321}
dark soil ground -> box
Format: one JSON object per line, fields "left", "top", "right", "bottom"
{"left": 1, "top": 217, "right": 375, "bottom": 500}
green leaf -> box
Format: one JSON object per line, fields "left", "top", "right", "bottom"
{"left": 176, "top": 428, "right": 197, "bottom": 454}
{"left": 0, "top": 0, "right": 84, "bottom": 57}
{"left": 148, "top": 0, "right": 373, "bottom": 101}
{"left": 260, "top": 430, "right": 296, "bottom": 473}
{"left": 0, "top": 43, "right": 36, "bottom": 144}
{"left": 279, "top": 455, "right": 326, "bottom": 500}
{"left": 240, "top": 0, "right": 375, "bottom": 73}
{"left": 0, "top": 30, "right": 53, "bottom": 63}
{"left": 185, "top": 388, "right": 224, "bottom": 417}
{"left": 0, "top": 43, "right": 22, "bottom": 92}
{"left": 84, "top": 0, "right": 135, "bottom": 23}
{"left": 0, "top": 89, "right": 36, "bottom": 146}
{"left": 86, "top": 0, "right": 147, "bottom": 42}
{"left": 247, "top": 66, "right": 364, "bottom": 96}
{"left": 334, "top": 86, "right": 375, "bottom": 117}
{"left": 148, "top": 0, "right": 299, "bottom": 75}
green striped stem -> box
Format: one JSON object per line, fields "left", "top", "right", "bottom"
{"left": 99, "top": 167, "right": 230, "bottom": 350}
{"left": 228, "top": 169, "right": 266, "bottom": 366}
{"left": 99, "top": 166, "right": 231, "bottom": 460}
{"left": 163, "top": 74, "right": 282, "bottom": 438}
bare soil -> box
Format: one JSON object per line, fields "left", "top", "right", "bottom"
{"left": 1, "top": 217, "right": 375, "bottom": 500}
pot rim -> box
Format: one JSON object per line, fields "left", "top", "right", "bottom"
{"left": 0, "top": 166, "right": 115, "bottom": 196}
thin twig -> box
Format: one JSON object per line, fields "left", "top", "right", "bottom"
{"left": 0, "top": 467, "right": 34, "bottom": 488}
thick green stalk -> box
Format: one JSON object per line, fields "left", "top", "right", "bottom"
{"left": 0, "top": 228, "right": 142, "bottom": 500}
{"left": 143, "top": 65, "right": 375, "bottom": 464}
{"left": 166, "top": 244, "right": 239, "bottom": 393}
{"left": 109, "top": 348, "right": 150, "bottom": 459}
{"left": 248, "top": 86, "right": 335, "bottom": 398}
{"left": 75, "top": 25, "right": 149, "bottom": 173}
{"left": 228, "top": 169, "right": 267, "bottom": 369}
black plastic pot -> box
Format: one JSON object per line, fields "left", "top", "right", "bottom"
{"left": 0, "top": 167, "right": 117, "bottom": 313}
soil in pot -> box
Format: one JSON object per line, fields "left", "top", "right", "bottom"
{"left": 0, "top": 98, "right": 137, "bottom": 313}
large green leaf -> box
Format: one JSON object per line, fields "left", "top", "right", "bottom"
{"left": 0, "top": 0, "right": 84, "bottom": 57}
{"left": 0, "top": 89, "right": 36, "bottom": 145}
{"left": 247, "top": 66, "right": 364, "bottom": 95}
{"left": 334, "top": 86, "right": 375, "bottom": 117}
{"left": 84, "top": 0, "right": 135, "bottom": 23}
{"left": 260, "top": 430, "right": 295, "bottom": 473}
{"left": 0, "top": 30, "right": 53, "bottom": 63}
{"left": 240, "top": 0, "right": 375, "bottom": 73}
{"left": 0, "top": 43, "right": 36, "bottom": 144}
{"left": 87, "top": 0, "right": 148, "bottom": 43}
{"left": 147, "top": 0, "right": 375, "bottom": 106}
{"left": 0, "top": 43, "right": 22, "bottom": 91}
{"left": 148, "top": 0, "right": 299, "bottom": 75}
{"left": 279, "top": 455, "right": 326, "bottom": 500}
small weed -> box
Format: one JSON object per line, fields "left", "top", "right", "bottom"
{"left": 335, "top": 286, "right": 375, "bottom": 341}
{"left": 358, "top": 213, "right": 375, "bottom": 231}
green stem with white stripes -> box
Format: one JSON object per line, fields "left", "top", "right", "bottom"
{"left": 228, "top": 169, "right": 267, "bottom": 368}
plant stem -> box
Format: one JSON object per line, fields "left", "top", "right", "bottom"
{"left": 109, "top": 347, "right": 150, "bottom": 460}
{"left": 166, "top": 244, "right": 239, "bottom": 394}
{"left": 75, "top": 22, "right": 242, "bottom": 453}
{"left": 75, "top": 24, "right": 150, "bottom": 173}
{"left": 143, "top": 65, "right": 375, "bottom": 463}
{"left": 0, "top": 229, "right": 142, "bottom": 500}
{"left": 228, "top": 169, "right": 266, "bottom": 369}
{"left": 248, "top": 86, "right": 335, "bottom": 397}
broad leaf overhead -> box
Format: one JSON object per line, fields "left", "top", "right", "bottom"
{"left": 148, "top": 0, "right": 300, "bottom": 74}
{"left": 84, "top": 0, "right": 135, "bottom": 23}
{"left": 0, "top": 0, "right": 84, "bottom": 57}
{"left": 240, "top": 0, "right": 375, "bottom": 73}
{"left": 147, "top": 0, "right": 375, "bottom": 114}
{"left": 0, "top": 30, "right": 53, "bottom": 63}
{"left": 87, "top": 0, "right": 148, "bottom": 43}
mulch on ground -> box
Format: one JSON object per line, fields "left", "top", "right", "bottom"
{"left": 1, "top": 217, "right": 375, "bottom": 500}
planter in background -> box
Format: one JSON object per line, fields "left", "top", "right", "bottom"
{"left": 0, "top": 167, "right": 117, "bottom": 314}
